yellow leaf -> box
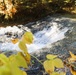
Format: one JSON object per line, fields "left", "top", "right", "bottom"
{"left": 46, "top": 54, "right": 57, "bottom": 60}
{"left": 60, "top": 72, "right": 66, "bottom": 75}
{"left": 43, "top": 60, "right": 54, "bottom": 74}
{"left": 0, "top": 66, "right": 11, "bottom": 75}
{"left": 9, "top": 55, "right": 18, "bottom": 66}
{"left": 22, "top": 32, "right": 34, "bottom": 44}
{"left": 51, "top": 72, "right": 66, "bottom": 75}
{"left": 11, "top": 38, "right": 19, "bottom": 44}
{"left": 21, "top": 71, "right": 27, "bottom": 75}
{"left": 9, "top": 61, "right": 26, "bottom": 75}
{"left": 51, "top": 72, "right": 59, "bottom": 75}
{"left": 0, "top": 53, "right": 27, "bottom": 75}
{"left": 53, "top": 58, "right": 64, "bottom": 68}
{"left": 18, "top": 41, "right": 28, "bottom": 53}
{"left": 9, "top": 52, "right": 28, "bottom": 68}
{"left": 25, "top": 53, "right": 31, "bottom": 64}
{"left": 0, "top": 54, "right": 9, "bottom": 66}
{"left": 16, "top": 52, "right": 28, "bottom": 68}
{"left": 0, "top": 54, "right": 11, "bottom": 75}
{"left": 69, "top": 51, "right": 76, "bottom": 62}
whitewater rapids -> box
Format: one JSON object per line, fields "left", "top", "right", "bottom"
{"left": 0, "top": 22, "right": 69, "bottom": 53}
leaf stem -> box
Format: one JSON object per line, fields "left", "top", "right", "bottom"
{"left": 31, "top": 54, "right": 43, "bottom": 65}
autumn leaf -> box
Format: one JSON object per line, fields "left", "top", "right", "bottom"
{"left": 0, "top": 53, "right": 27, "bottom": 75}
{"left": 70, "top": 66, "right": 76, "bottom": 75}
{"left": 51, "top": 72, "right": 66, "bottom": 75}
{"left": 18, "top": 32, "right": 33, "bottom": 64}
{"left": 68, "top": 51, "right": 76, "bottom": 75}
{"left": 0, "top": 54, "right": 11, "bottom": 75}
{"left": 43, "top": 54, "right": 64, "bottom": 74}
{"left": 69, "top": 51, "right": 76, "bottom": 62}
{"left": 9, "top": 52, "right": 28, "bottom": 68}
{"left": 0, "top": 31, "right": 33, "bottom": 75}
{"left": 25, "top": 53, "right": 31, "bottom": 64}
{"left": 9, "top": 60, "right": 27, "bottom": 75}
{"left": 0, "top": 66, "right": 11, "bottom": 75}
{"left": 43, "top": 60, "right": 54, "bottom": 73}
{"left": 50, "top": 72, "right": 59, "bottom": 75}
{"left": 11, "top": 7, "right": 17, "bottom": 14}
{"left": 15, "top": 52, "right": 28, "bottom": 68}
{"left": 0, "top": 54, "right": 9, "bottom": 66}
{"left": 11, "top": 38, "right": 19, "bottom": 44}
{"left": 18, "top": 41, "right": 28, "bottom": 53}
{"left": 60, "top": 72, "right": 66, "bottom": 75}
{"left": 53, "top": 58, "right": 64, "bottom": 68}
{"left": 46, "top": 54, "right": 57, "bottom": 60}
{"left": 21, "top": 71, "right": 27, "bottom": 75}
{"left": 22, "top": 32, "right": 34, "bottom": 44}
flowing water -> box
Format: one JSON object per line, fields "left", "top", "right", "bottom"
{"left": 0, "top": 14, "right": 76, "bottom": 54}
{"left": 27, "top": 24, "right": 68, "bottom": 53}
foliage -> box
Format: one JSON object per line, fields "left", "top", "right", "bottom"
{"left": 0, "top": 31, "right": 76, "bottom": 75}
{"left": 43, "top": 54, "right": 65, "bottom": 75}
{"left": 0, "top": 53, "right": 27, "bottom": 75}
{"left": 21, "top": 32, "right": 34, "bottom": 44}
{"left": 0, "top": 0, "right": 17, "bottom": 19}
{"left": 0, "top": 31, "right": 34, "bottom": 75}
{"left": 68, "top": 51, "right": 76, "bottom": 75}
{"left": 0, "top": 0, "right": 76, "bottom": 19}
{"left": 18, "top": 32, "right": 33, "bottom": 64}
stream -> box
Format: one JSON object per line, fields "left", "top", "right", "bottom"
{"left": 0, "top": 14, "right": 76, "bottom": 57}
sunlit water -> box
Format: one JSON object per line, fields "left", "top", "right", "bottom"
{"left": 27, "top": 24, "right": 68, "bottom": 53}
{"left": 0, "top": 23, "right": 69, "bottom": 53}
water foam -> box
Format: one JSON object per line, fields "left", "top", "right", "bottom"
{"left": 0, "top": 23, "right": 68, "bottom": 53}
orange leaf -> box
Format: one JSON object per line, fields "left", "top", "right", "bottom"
{"left": 70, "top": 66, "right": 76, "bottom": 75}
{"left": 12, "top": 7, "right": 17, "bottom": 13}
{"left": 11, "top": 38, "right": 19, "bottom": 44}
{"left": 69, "top": 51, "right": 76, "bottom": 75}
{"left": 69, "top": 51, "right": 76, "bottom": 62}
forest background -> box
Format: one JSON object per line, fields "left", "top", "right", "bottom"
{"left": 0, "top": 0, "right": 76, "bottom": 26}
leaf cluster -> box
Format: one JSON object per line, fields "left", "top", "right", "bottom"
{"left": 43, "top": 54, "right": 65, "bottom": 75}
{"left": 0, "top": 31, "right": 76, "bottom": 75}
{"left": 0, "top": 31, "right": 34, "bottom": 75}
